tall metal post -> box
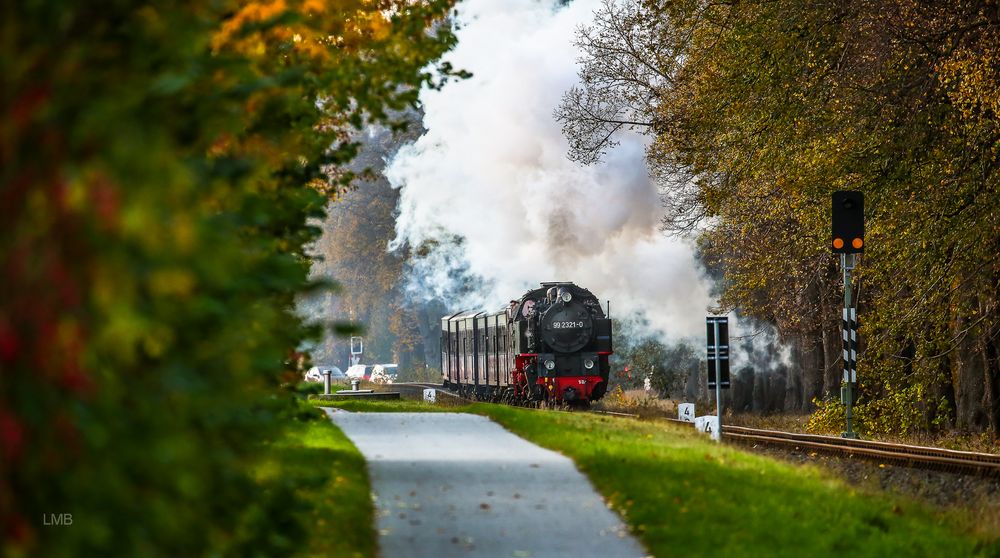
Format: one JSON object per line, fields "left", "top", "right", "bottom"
{"left": 841, "top": 253, "right": 858, "bottom": 439}
{"left": 714, "top": 320, "right": 722, "bottom": 441}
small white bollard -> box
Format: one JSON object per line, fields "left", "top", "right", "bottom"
{"left": 678, "top": 403, "right": 695, "bottom": 423}
{"left": 351, "top": 379, "right": 361, "bottom": 391}
{"left": 695, "top": 415, "right": 720, "bottom": 441}
{"left": 423, "top": 389, "right": 436, "bottom": 403}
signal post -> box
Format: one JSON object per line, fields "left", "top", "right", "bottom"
{"left": 832, "top": 191, "right": 864, "bottom": 439}
{"left": 705, "top": 316, "right": 730, "bottom": 441}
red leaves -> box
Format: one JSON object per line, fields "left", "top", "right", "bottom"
{"left": 9, "top": 85, "right": 51, "bottom": 134}
{"left": 89, "top": 174, "right": 120, "bottom": 230}
{"left": 0, "top": 410, "right": 24, "bottom": 463}
{"left": 0, "top": 320, "right": 18, "bottom": 362}
{"left": 4, "top": 512, "right": 32, "bottom": 547}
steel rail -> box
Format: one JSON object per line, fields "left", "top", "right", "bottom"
{"left": 724, "top": 431, "right": 1000, "bottom": 475}
{"left": 662, "top": 420, "right": 999, "bottom": 475}
{"left": 723, "top": 426, "right": 1000, "bottom": 466}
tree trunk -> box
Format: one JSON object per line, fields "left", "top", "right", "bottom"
{"left": 769, "top": 365, "right": 788, "bottom": 413}
{"left": 800, "top": 334, "right": 823, "bottom": 411}
{"left": 953, "top": 315, "right": 987, "bottom": 430}
{"left": 785, "top": 338, "right": 803, "bottom": 411}
{"left": 752, "top": 370, "right": 765, "bottom": 413}
{"left": 684, "top": 359, "right": 699, "bottom": 401}
{"left": 821, "top": 320, "right": 840, "bottom": 399}
{"left": 415, "top": 305, "right": 439, "bottom": 369}
{"left": 983, "top": 332, "right": 1000, "bottom": 433}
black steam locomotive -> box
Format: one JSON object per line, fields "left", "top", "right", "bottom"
{"left": 440, "top": 282, "right": 613, "bottom": 405}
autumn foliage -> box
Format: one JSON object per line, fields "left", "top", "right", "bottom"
{"left": 561, "top": 0, "right": 1000, "bottom": 434}
{"left": 1, "top": 1, "right": 456, "bottom": 555}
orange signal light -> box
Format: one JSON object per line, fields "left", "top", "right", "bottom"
{"left": 833, "top": 238, "right": 845, "bottom": 249}
{"left": 852, "top": 238, "right": 863, "bottom": 249}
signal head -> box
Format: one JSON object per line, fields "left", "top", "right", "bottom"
{"left": 831, "top": 191, "right": 864, "bottom": 254}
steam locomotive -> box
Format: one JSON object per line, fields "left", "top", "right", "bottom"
{"left": 440, "top": 282, "right": 613, "bottom": 405}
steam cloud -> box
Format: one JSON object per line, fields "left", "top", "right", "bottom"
{"left": 386, "top": 0, "right": 713, "bottom": 342}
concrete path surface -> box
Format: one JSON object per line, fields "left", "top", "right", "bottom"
{"left": 324, "top": 410, "right": 647, "bottom": 558}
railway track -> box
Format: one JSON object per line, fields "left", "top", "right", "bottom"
{"left": 663, "top": 418, "right": 1000, "bottom": 476}
{"left": 391, "top": 383, "right": 1000, "bottom": 476}
{"left": 721, "top": 425, "right": 1000, "bottom": 475}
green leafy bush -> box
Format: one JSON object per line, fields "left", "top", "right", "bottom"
{"left": 294, "top": 381, "right": 325, "bottom": 397}
{"left": 806, "top": 397, "right": 847, "bottom": 434}
{"left": 1, "top": 1, "right": 457, "bottom": 555}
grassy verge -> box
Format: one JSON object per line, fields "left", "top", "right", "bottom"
{"left": 477, "top": 405, "right": 999, "bottom": 557}
{"left": 260, "top": 406, "right": 375, "bottom": 558}
{"left": 317, "top": 398, "right": 999, "bottom": 557}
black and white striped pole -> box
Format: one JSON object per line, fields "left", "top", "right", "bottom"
{"left": 832, "top": 191, "right": 864, "bottom": 439}
{"left": 841, "top": 255, "right": 859, "bottom": 439}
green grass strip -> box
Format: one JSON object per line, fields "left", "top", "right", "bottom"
{"left": 262, "top": 410, "right": 376, "bottom": 558}
{"left": 474, "top": 404, "right": 1000, "bottom": 558}
{"left": 313, "top": 398, "right": 999, "bottom": 557}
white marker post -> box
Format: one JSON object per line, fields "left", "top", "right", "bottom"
{"left": 695, "top": 415, "right": 720, "bottom": 441}
{"left": 423, "top": 389, "right": 436, "bottom": 403}
{"left": 678, "top": 403, "right": 695, "bottom": 423}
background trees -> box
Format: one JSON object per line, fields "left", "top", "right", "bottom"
{"left": 300, "top": 121, "right": 447, "bottom": 378}
{"left": 2, "top": 1, "right": 457, "bottom": 554}
{"left": 561, "top": 0, "right": 1000, "bottom": 433}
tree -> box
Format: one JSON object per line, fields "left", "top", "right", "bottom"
{"left": 563, "top": 0, "right": 1000, "bottom": 433}
{"left": 301, "top": 119, "right": 446, "bottom": 373}
{"left": 2, "top": 1, "right": 459, "bottom": 554}
{"left": 609, "top": 321, "right": 694, "bottom": 398}
{"left": 555, "top": 0, "right": 709, "bottom": 232}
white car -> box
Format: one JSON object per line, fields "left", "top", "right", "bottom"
{"left": 345, "top": 364, "right": 373, "bottom": 380}
{"left": 304, "top": 366, "right": 346, "bottom": 383}
{"left": 345, "top": 364, "right": 397, "bottom": 384}
{"left": 371, "top": 364, "right": 398, "bottom": 384}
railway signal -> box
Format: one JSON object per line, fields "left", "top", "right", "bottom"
{"left": 705, "top": 317, "right": 730, "bottom": 390}
{"left": 831, "top": 191, "right": 864, "bottom": 254}
{"left": 706, "top": 316, "right": 730, "bottom": 442}
{"left": 831, "top": 192, "right": 863, "bottom": 439}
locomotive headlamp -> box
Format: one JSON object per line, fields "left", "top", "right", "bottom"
{"left": 584, "top": 358, "right": 594, "bottom": 369}
{"left": 544, "top": 359, "right": 555, "bottom": 371}
{"left": 559, "top": 289, "right": 572, "bottom": 303}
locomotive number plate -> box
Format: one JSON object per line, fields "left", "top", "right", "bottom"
{"left": 552, "top": 321, "right": 585, "bottom": 329}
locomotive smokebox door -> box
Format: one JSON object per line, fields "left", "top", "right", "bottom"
{"left": 539, "top": 302, "right": 593, "bottom": 353}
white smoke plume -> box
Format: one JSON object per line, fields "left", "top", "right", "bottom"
{"left": 386, "top": 0, "right": 713, "bottom": 342}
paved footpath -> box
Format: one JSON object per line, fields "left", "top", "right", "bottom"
{"left": 324, "top": 410, "right": 647, "bottom": 558}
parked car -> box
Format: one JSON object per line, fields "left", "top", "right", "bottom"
{"left": 304, "top": 366, "right": 346, "bottom": 383}
{"left": 345, "top": 364, "right": 374, "bottom": 380}
{"left": 370, "top": 364, "right": 398, "bottom": 384}
{"left": 345, "top": 364, "right": 397, "bottom": 384}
